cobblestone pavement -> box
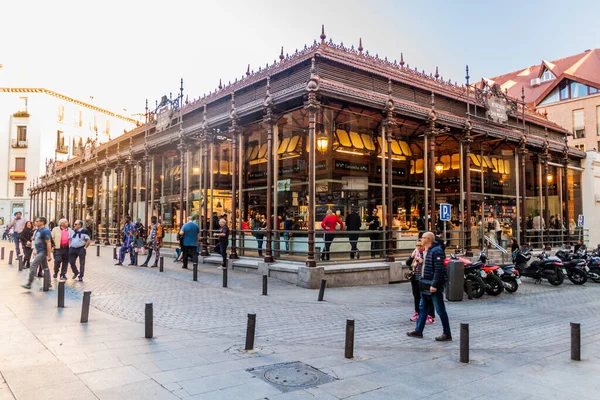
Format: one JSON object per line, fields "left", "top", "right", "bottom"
{"left": 1, "top": 244, "right": 600, "bottom": 399}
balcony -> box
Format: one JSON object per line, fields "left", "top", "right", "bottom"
{"left": 13, "top": 110, "right": 30, "bottom": 118}
{"left": 9, "top": 170, "right": 26, "bottom": 180}
{"left": 56, "top": 144, "right": 69, "bottom": 154}
{"left": 73, "top": 146, "right": 84, "bottom": 156}
{"left": 11, "top": 139, "right": 28, "bottom": 148}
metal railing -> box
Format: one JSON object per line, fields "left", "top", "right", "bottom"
{"left": 56, "top": 144, "right": 69, "bottom": 154}
{"left": 11, "top": 139, "right": 28, "bottom": 148}
{"left": 523, "top": 228, "right": 589, "bottom": 249}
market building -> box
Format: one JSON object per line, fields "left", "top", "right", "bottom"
{"left": 30, "top": 29, "right": 586, "bottom": 287}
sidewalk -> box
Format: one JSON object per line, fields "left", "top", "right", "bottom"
{"left": 1, "top": 244, "right": 600, "bottom": 399}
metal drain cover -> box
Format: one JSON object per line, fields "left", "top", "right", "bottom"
{"left": 247, "top": 361, "right": 337, "bottom": 393}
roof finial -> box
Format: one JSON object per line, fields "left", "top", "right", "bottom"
{"left": 465, "top": 65, "right": 470, "bottom": 85}
{"left": 246, "top": 64, "right": 250, "bottom": 76}
{"left": 400, "top": 53, "right": 405, "bottom": 67}
{"left": 310, "top": 57, "right": 316, "bottom": 76}
{"left": 279, "top": 46, "right": 284, "bottom": 62}
{"left": 320, "top": 24, "right": 326, "bottom": 44}
{"left": 434, "top": 66, "right": 439, "bottom": 79}
{"left": 218, "top": 79, "right": 222, "bottom": 90}
{"left": 521, "top": 86, "right": 525, "bottom": 103}
{"left": 358, "top": 38, "right": 363, "bottom": 55}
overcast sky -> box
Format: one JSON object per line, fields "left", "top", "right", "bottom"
{"left": 1, "top": 0, "right": 598, "bottom": 116}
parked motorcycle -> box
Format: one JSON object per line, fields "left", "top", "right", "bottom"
{"left": 570, "top": 245, "right": 600, "bottom": 283}
{"left": 447, "top": 254, "right": 486, "bottom": 298}
{"left": 514, "top": 248, "right": 564, "bottom": 286}
{"left": 479, "top": 253, "right": 521, "bottom": 293}
{"left": 555, "top": 248, "right": 588, "bottom": 285}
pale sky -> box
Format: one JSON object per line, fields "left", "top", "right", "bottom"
{"left": 1, "top": 0, "right": 598, "bottom": 116}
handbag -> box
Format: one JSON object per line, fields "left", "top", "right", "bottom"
{"left": 419, "top": 278, "right": 433, "bottom": 294}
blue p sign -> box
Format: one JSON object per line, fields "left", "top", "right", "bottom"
{"left": 440, "top": 203, "right": 451, "bottom": 221}
{"left": 577, "top": 214, "right": 584, "bottom": 227}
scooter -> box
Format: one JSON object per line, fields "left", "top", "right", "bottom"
{"left": 479, "top": 253, "right": 521, "bottom": 293}
{"left": 555, "top": 248, "right": 588, "bottom": 285}
{"left": 514, "top": 248, "right": 564, "bottom": 286}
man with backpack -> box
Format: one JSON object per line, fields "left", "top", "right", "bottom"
{"left": 141, "top": 216, "right": 163, "bottom": 267}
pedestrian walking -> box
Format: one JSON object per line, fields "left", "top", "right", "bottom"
{"left": 252, "top": 215, "right": 266, "bottom": 257}
{"left": 115, "top": 216, "right": 136, "bottom": 266}
{"left": 407, "top": 239, "right": 435, "bottom": 324}
{"left": 19, "top": 221, "right": 35, "bottom": 272}
{"left": 214, "top": 218, "right": 229, "bottom": 268}
{"left": 51, "top": 218, "right": 72, "bottom": 280}
{"left": 9, "top": 211, "right": 26, "bottom": 259}
{"left": 179, "top": 216, "right": 199, "bottom": 270}
{"left": 21, "top": 217, "right": 52, "bottom": 290}
{"left": 68, "top": 220, "right": 90, "bottom": 282}
{"left": 141, "top": 216, "right": 163, "bottom": 267}
{"left": 345, "top": 208, "right": 362, "bottom": 260}
{"left": 366, "top": 208, "right": 381, "bottom": 258}
{"left": 320, "top": 210, "right": 343, "bottom": 261}
{"left": 406, "top": 231, "right": 452, "bottom": 341}
{"left": 283, "top": 214, "right": 294, "bottom": 252}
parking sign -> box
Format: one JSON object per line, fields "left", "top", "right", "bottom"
{"left": 440, "top": 203, "right": 451, "bottom": 221}
{"left": 577, "top": 214, "right": 584, "bottom": 227}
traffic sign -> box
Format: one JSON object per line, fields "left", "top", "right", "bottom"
{"left": 440, "top": 203, "right": 451, "bottom": 221}
{"left": 577, "top": 214, "right": 584, "bottom": 227}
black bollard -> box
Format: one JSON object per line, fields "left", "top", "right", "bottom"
{"left": 318, "top": 279, "right": 327, "bottom": 301}
{"left": 43, "top": 268, "right": 50, "bottom": 292}
{"left": 460, "top": 323, "right": 469, "bottom": 363}
{"left": 571, "top": 322, "right": 581, "bottom": 361}
{"left": 18, "top": 255, "right": 23, "bottom": 271}
{"left": 58, "top": 281, "right": 65, "bottom": 308}
{"left": 80, "top": 291, "right": 91, "bottom": 323}
{"left": 8, "top": 250, "right": 14, "bottom": 265}
{"left": 465, "top": 280, "right": 473, "bottom": 300}
{"left": 245, "top": 313, "right": 256, "bottom": 350}
{"left": 134, "top": 252, "right": 138, "bottom": 266}
{"left": 345, "top": 319, "right": 355, "bottom": 359}
{"left": 145, "top": 302, "right": 153, "bottom": 339}
{"left": 1, "top": 247, "right": 4, "bottom": 259}
{"left": 223, "top": 266, "right": 228, "bottom": 288}
{"left": 113, "top": 247, "right": 117, "bottom": 260}
{"left": 193, "top": 263, "right": 198, "bottom": 281}
{"left": 262, "top": 275, "right": 268, "bottom": 296}
{"left": 96, "top": 245, "right": 100, "bottom": 257}
{"left": 159, "top": 256, "right": 164, "bottom": 272}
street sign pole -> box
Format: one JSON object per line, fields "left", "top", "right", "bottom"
{"left": 440, "top": 203, "right": 451, "bottom": 247}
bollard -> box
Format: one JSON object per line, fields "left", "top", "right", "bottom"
{"left": 113, "top": 247, "right": 117, "bottom": 260}
{"left": 345, "top": 319, "right": 355, "bottom": 359}
{"left": 571, "top": 322, "right": 581, "bottom": 361}
{"left": 262, "top": 275, "right": 268, "bottom": 296}
{"left": 96, "top": 245, "right": 100, "bottom": 257}
{"left": 43, "top": 268, "right": 50, "bottom": 292}
{"left": 1, "top": 247, "right": 4, "bottom": 259}
{"left": 9, "top": 250, "right": 14, "bottom": 265}
{"left": 460, "top": 323, "right": 469, "bottom": 363}
{"left": 465, "top": 280, "right": 473, "bottom": 300}
{"left": 193, "top": 263, "right": 198, "bottom": 281}
{"left": 318, "top": 279, "right": 327, "bottom": 301}
{"left": 134, "top": 252, "right": 138, "bottom": 266}
{"left": 145, "top": 302, "right": 153, "bottom": 338}
{"left": 58, "top": 281, "right": 65, "bottom": 308}
{"left": 245, "top": 313, "right": 256, "bottom": 350}
{"left": 222, "top": 266, "right": 228, "bottom": 288}
{"left": 80, "top": 291, "right": 91, "bottom": 323}
{"left": 159, "top": 256, "right": 164, "bottom": 272}
{"left": 18, "top": 255, "right": 23, "bottom": 271}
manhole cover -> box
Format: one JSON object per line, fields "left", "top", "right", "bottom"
{"left": 247, "top": 361, "right": 337, "bottom": 393}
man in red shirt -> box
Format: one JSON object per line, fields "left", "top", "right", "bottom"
{"left": 320, "top": 210, "right": 344, "bottom": 261}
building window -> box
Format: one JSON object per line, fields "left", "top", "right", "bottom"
{"left": 14, "top": 183, "right": 24, "bottom": 197}
{"left": 56, "top": 130, "right": 68, "bottom": 153}
{"left": 573, "top": 109, "right": 585, "bottom": 139}
{"left": 571, "top": 81, "right": 588, "bottom": 99}
{"left": 58, "top": 105, "right": 64, "bottom": 122}
{"left": 79, "top": 110, "right": 83, "bottom": 127}
{"left": 15, "top": 158, "right": 25, "bottom": 171}
{"left": 17, "top": 126, "right": 27, "bottom": 141}
{"left": 105, "top": 120, "right": 110, "bottom": 137}
{"left": 575, "top": 143, "right": 585, "bottom": 151}
{"left": 541, "top": 69, "right": 555, "bottom": 82}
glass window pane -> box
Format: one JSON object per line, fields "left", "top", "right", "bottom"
{"left": 349, "top": 131, "right": 364, "bottom": 149}
{"left": 560, "top": 80, "right": 570, "bottom": 100}
{"left": 400, "top": 141, "right": 412, "bottom": 156}
{"left": 361, "top": 133, "right": 375, "bottom": 151}
{"left": 570, "top": 81, "right": 588, "bottom": 98}
{"left": 336, "top": 129, "right": 352, "bottom": 147}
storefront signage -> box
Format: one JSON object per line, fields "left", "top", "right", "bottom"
{"left": 491, "top": 179, "right": 510, "bottom": 188}
{"left": 277, "top": 179, "right": 291, "bottom": 192}
{"left": 376, "top": 166, "right": 406, "bottom": 177}
{"left": 486, "top": 94, "right": 508, "bottom": 124}
{"left": 160, "top": 195, "right": 179, "bottom": 204}
{"left": 334, "top": 160, "right": 368, "bottom": 173}
{"left": 155, "top": 105, "right": 172, "bottom": 132}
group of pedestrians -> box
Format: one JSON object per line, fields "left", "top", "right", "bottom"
{"left": 19, "top": 215, "right": 91, "bottom": 290}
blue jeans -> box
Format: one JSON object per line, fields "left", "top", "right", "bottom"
{"left": 13, "top": 232, "right": 21, "bottom": 257}
{"left": 415, "top": 284, "right": 451, "bottom": 336}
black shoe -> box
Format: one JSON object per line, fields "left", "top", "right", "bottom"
{"left": 182, "top": 266, "right": 188, "bottom": 269}
{"left": 60, "top": 275, "right": 67, "bottom": 281}
{"left": 356, "top": 252, "right": 360, "bottom": 259}
{"left": 406, "top": 331, "right": 423, "bottom": 338}
{"left": 127, "top": 263, "right": 135, "bottom": 266}
{"left": 114, "top": 262, "right": 123, "bottom": 266}
{"left": 140, "top": 263, "right": 148, "bottom": 267}
{"left": 151, "top": 264, "right": 158, "bottom": 268}
{"left": 72, "top": 273, "right": 79, "bottom": 280}
{"left": 53, "top": 273, "right": 58, "bottom": 279}
{"left": 435, "top": 334, "right": 452, "bottom": 342}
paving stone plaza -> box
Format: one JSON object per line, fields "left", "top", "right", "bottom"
{"left": 1, "top": 248, "right": 600, "bottom": 399}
